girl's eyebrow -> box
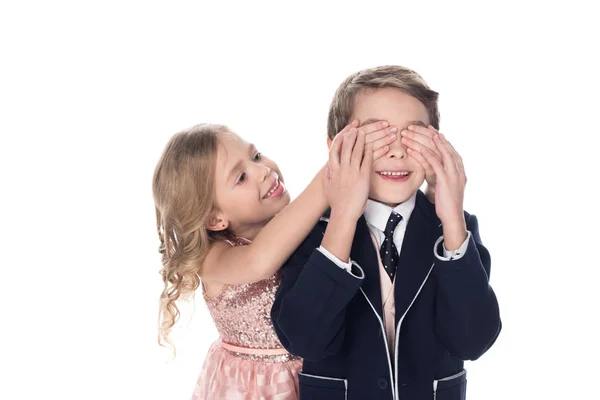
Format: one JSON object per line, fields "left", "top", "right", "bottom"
{"left": 227, "top": 144, "right": 256, "bottom": 183}
{"left": 227, "top": 160, "right": 244, "bottom": 183}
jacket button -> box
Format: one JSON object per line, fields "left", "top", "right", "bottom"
{"left": 378, "top": 377, "right": 388, "bottom": 390}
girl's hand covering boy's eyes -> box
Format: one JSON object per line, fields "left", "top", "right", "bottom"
{"left": 326, "top": 127, "right": 372, "bottom": 221}
{"left": 360, "top": 119, "right": 397, "bottom": 161}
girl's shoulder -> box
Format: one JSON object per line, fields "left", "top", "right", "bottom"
{"left": 201, "top": 233, "right": 253, "bottom": 299}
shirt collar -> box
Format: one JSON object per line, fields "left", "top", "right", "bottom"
{"left": 364, "top": 192, "right": 417, "bottom": 233}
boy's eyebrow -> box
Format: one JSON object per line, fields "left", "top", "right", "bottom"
{"left": 359, "top": 119, "right": 428, "bottom": 128}
{"left": 359, "top": 118, "right": 384, "bottom": 127}
{"left": 407, "top": 120, "right": 428, "bottom": 128}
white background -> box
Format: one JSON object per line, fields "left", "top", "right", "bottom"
{"left": 1, "top": 1, "right": 598, "bottom": 399}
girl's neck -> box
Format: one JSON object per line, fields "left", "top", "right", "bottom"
{"left": 231, "top": 221, "right": 268, "bottom": 241}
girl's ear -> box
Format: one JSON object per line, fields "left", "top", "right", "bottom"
{"left": 206, "top": 213, "right": 229, "bottom": 232}
{"left": 327, "top": 138, "right": 333, "bottom": 149}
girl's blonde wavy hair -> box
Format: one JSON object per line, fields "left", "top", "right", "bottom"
{"left": 152, "top": 123, "right": 229, "bottom": 350}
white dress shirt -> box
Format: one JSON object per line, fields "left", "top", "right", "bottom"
{"left": 317, "top": 193, "right": 471, "bottom": 272}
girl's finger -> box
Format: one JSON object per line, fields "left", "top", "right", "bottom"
{"left": 340, "top": 128, "right": 357, "bottom": 166}
{"left": 351, "top": 129, "right": 366, "bottom": 167}
{"left": 328, "top": 132, "right": 344, "bottom": 170}
{"left": 361, "top": 143, "right": 374, "bottom": 174}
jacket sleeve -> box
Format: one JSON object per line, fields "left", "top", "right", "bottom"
{"left": 271, "top": 239, "right": 364, "bottom": 361}
{"left": 434, "top": 213, "right": 502, "bottom": 360}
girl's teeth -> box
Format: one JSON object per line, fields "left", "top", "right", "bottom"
{"left": 265, "top": 181, "right": 279, "bottom": 198}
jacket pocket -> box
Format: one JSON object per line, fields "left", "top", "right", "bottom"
{"left": 298, "top": 372, "right": 347, "bottom": 400}
{"left": 433, "top": 369, "right": 467, "bottom": 400}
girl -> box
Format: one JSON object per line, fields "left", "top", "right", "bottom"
{"left": 152, "top": 121, "right": 397, "bottom": 399}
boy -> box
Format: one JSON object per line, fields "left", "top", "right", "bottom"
{"left": 271, "top": 66, "right": 501, "bottom": 400}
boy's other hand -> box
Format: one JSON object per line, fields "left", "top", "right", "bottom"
{"left": 401, "top": 124, "right": 443, "bottom": 195}
{"left": 408, "top": 133, "right": 467, "bottom": 249}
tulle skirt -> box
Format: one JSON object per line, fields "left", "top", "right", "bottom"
{"left": 192, "top": 341, "right": 302, "bottom": 400}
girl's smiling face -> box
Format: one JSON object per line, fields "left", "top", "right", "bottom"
{"left": 210, "top": 132, "right": 290, "bottom": 239}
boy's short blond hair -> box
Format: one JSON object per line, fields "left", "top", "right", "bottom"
{"left": 327, "top": 65, "right": 440, "bottom": 140}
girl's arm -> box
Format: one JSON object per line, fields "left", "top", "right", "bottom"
{"left": 201, "top": 120, "right": 395, "bottom": 286}
{"left": 201, "top": 165, "right": 328, "bottom": 285}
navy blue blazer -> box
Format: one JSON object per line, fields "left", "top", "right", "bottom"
{"left": 271, "top": 191, "right": 501, "bottom": 400}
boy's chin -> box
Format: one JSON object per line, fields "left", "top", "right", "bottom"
{"left": 369, "top": 188, "right": 419, "bottom": 207}
{"left": 369, "top": 174, "right": 424, "bottom": 206}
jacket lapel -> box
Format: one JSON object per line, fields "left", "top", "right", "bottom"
{"left": 394, "top": 191, "right": 442, "bottom": 320}
{"left": 351, "top": 215, "right": 384, "bottom": 317}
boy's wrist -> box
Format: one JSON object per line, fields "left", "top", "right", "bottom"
{"left": 440, "top": 211, "right": 465, "bottom": 228}
{"left": 441, "top": 217, "right": 467, "bottom": 251}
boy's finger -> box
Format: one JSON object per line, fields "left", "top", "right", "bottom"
{"left": 407, "top": 124, "right": 437, "bottom": 138}
{"left": 407, "top": 146, "right": 433, "bottom": 174}
{"left": 351, "top": 129, "right": 366, "bottom": 167}
{"left": 428, "top": 124, "right": 439, "bottom": 134}
{"left": 341, "top": 128, "right": 357, "bottom": 165}
{"left": 440, "top": 134, "right": 465, "bottom": 174}
{"left": 401, "top": 136, "right": 442, "bottom": 163}
{"left": 401, "top": 129, "right": 439, "bottom": 153}
{"left": 433, "top": 134, "right": 455, "bottom": 175}
{"left": 413, "top": 147, "right": 445, "bottom": 178}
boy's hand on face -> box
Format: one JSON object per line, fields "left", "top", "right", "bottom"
{"left": 408, "top": 133, "right": 467, "bottom": 250}
{"left": 401, "top": 124, "right": 443, "bottom": 195}
{"left": 325, "top": 127, "right": 372, "bottom": 222}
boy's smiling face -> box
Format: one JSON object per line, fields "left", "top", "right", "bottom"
{"left": 351, "top": 87, "right": 430, "bottom": 207}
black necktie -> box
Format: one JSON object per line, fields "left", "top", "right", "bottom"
{"left": 380, "top": 211, "right": 402, "bottom": 280}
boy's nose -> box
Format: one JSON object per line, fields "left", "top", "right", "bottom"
{"left": 387, "top": 136, "right": 407, "bottom": 160}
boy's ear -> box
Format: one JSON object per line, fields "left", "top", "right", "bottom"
{"left": 206, "top": 213, "right": 229, "bottom": 232}
{"left": 327, "top": 138, "right": 332, "bottom": 149}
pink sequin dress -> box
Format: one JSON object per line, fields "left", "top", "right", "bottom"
{"left": 192, "top": 236, "right": 302, "bottom": 400}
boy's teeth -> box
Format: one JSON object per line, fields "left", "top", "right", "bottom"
{"left": 265, "top": 180, "right": 279, "bottom": 198}
{"left": 380, "top": 171, "right": 409, "bottom": 176}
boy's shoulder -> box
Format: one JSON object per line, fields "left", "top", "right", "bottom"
{"left": 413, "top": 190, "right": 439, "bottom": 224}
{"left": 283, "top": 213, "right": 331, "bottom": 266}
